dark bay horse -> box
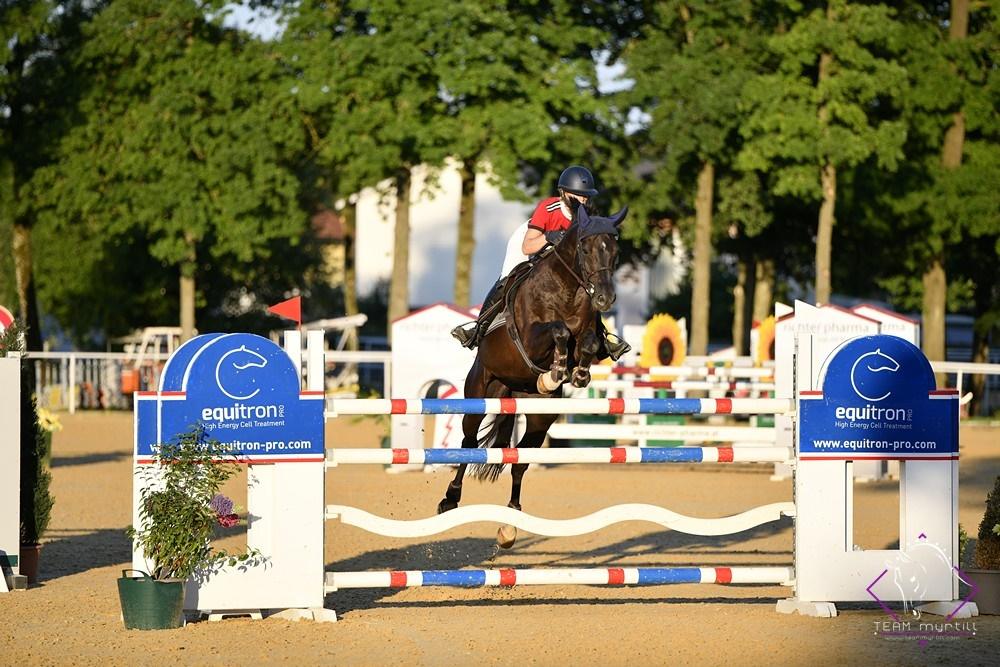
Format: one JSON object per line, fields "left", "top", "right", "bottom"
{"left": 437, "top": 206, "right": 628, "bottom": 546}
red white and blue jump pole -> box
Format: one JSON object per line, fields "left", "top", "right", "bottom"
{"left": 327, "top": 446, "right": 793, "bottom": 466}
{"left": 327, "top": 397, "right": 792, "bottom": 416}
{"left": 326, "top": 566, "right": 793, "bottom": 590}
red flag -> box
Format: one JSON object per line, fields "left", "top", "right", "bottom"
{"left": 267, "top": 296, "right": 301, "bottom": 326}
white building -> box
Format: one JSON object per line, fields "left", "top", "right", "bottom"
{"left": 352, "top": 159, "right": 685, "bottom": 329}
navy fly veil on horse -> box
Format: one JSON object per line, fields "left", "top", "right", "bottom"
{"left": 577, "top": 206, "right": 628, "bottom": 239}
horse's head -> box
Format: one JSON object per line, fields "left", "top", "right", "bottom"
{"left": 573, "top": 206, "right": 628, "bottom": 312}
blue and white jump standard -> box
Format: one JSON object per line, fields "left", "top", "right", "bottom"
{"left": 131, "top": 302, "right": 978, "bottom": 622}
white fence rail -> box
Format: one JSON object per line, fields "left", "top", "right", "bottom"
{"left": 20, "top": 350, "right": 1000, "bottom": 415}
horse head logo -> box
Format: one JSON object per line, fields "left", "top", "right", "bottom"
{"left": 215, "top": 345, "right": 268, "bottom": 400}
{"left": 850, "top": 348, "right": 900, "bottom": 402}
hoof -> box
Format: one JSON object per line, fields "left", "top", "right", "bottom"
{"left": 497, "top": 524, "right": 517, "bottom": 549}
{"left": 437, "top": 499, "right": 457, "bottom": 514}
{"left": 571, "top": 368, "right": 591, "bottom": 388}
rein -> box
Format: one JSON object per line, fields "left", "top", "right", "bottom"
{"left": 550, "top": 235, "right": 616, "bottom": 297}
{"left": 504, "top": 232, "right": 617, "bottom": 378}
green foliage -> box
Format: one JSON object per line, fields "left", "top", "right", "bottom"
{"left": 1, "top": 0, "right": 997, "bottom": 351}
{"left": 29, "top": 0, "right": 309, "bottom": 341}
{"left": 128, "top": 425, "right": 259, "bottom": 581}
{"left": 974, "top": 475, "right": 1000, "bottom": 570}
{"left": 865, "top": 1, "right": 999, "bottom": 325}
{"left": 739, "top": 1, "right": 908, "bottom": 198}
{"left": 21, "top": 394, "right": 54, "bottom": 544}
{"left": 623, "top": 1, "right": 767, "bottom": 243}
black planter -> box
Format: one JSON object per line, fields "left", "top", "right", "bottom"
{"left": 117, "top": 570, "right": 185, "bottom": 630}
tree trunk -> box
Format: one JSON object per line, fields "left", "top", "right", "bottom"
{"left": 922, "top": 0, "right": 969, "bottom": 382}
{"left": 388, "top": 168, "right": 412, "bottom": 341}
{"left": 752, "top": 257, "right": 775, "bottom": 322}
{"left": 454, "top": 162, "right": 476, "bottom": 307}
{"left": 732, "top": 258, "right": 747, "bottom": 356}
{"left": 342, "top": 198, "right": 359, "bottom": 351}
{"left": 690, "top": 161, "right": 714, "bottom": 356}
{"left": 179, "top": 272, "right": 196, "bottom": 343}
{"left": 12, "top": 222, "right": 42, "bottom": 352}
{"left": 814, "top": 44, "right": 835, "bottom": 306}
{"left": 815, "top": 162, "right": 836, "bottom": 305}
{"left": 921, "top": 259, "right": 946, "bottom": 366}
{"left": 179, "top": 235, "right": 196, "bottom": 343}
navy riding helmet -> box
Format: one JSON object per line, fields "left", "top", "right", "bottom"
{"left": 557, "top": 165, "right": 599, "bottom": 198}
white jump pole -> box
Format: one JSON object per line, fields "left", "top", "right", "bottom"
{"left": 0, "top": 353, "right": 23, "bottom": 592}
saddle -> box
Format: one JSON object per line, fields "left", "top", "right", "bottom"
{"left": 480, "top": 249, "right": 550, "bottom": 339}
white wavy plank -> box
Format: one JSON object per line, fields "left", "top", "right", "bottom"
{"left": 326, "top": 502, "right": 796, "bottom": 539}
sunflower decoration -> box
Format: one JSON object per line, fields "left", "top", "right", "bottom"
{"left": 754, "top": 315, "right": 776, "bottom": 365}
{"left": 639, "top": 314, "right": 686, "bottom": 368}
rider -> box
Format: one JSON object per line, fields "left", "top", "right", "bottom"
{"left": 450, "top": 165, "right": 631, "bottom": 361}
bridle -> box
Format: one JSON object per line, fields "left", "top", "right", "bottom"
{"left": 550, "top": 231, "right": 617, "bottom": 297}
{"left": 503, "top": 227, "right": 619, "bottom": 378}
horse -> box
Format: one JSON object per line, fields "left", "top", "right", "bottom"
{"left": 437, "top": 206, "right": 628, "bottom": 547}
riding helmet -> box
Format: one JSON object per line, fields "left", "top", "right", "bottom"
{"left": 557, "top": 165, "right": 599, "bottom": 198}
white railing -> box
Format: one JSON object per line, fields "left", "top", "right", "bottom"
{"left": 23, "top": 350, "right": 1000, "bottom": 415}
{"left": 28, "top": 349, "right": 392, "bottom": 413}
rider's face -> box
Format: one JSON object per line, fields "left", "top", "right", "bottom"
{"left": 561, "top": 191, "right": 589, "bottom": 206}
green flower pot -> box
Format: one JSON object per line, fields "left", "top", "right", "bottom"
{"left": 117, "top": 570, "right": 185, "bottom": 630}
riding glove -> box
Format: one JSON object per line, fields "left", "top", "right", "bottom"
{"left": 544, "top": 230, "right": 566, "bottom": 245}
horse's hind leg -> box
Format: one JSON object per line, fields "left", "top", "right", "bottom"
{"left": 496, "top": 412, "right": 560, "bottom": 548}
{"left": 438, "top": 362, "right": 489, "bottom": 514}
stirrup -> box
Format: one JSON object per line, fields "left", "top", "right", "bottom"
{"left": 604, "top": 333, "right": 631, "bottom": 362}
{"left": 450, "top": 323, "right": 478, "bottom": 349}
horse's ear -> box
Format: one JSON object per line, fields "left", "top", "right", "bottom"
{"left": 608, "top": 206, "right": 629, "bottom": 227}
{"left": 576, "top": 205, "right": 591, "bottom": 226}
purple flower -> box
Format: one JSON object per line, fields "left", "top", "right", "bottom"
{"left": 210, "top": 494, "right": 234, "bottom": 516}
{"left": 218, "top": 514, "right": 239, "bottom": 528}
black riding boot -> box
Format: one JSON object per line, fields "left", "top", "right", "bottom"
{"left": 595, "top": 316, "right": 631, "bottom": 362}
{"left": 451, "top": 278, "right": 506, "bottom": 349}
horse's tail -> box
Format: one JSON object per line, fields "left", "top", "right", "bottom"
{"left": 470, "top": 388, "right": 516, "bottom": 483}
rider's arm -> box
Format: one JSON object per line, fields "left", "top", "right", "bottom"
{"left": 522, "top": 228, "right": 548, "bottom": 255}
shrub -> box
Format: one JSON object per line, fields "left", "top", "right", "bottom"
{"left": 128, "top": 425, "right": 259, "bottom": 581}
{"left": 974, "top": 475, "right": 1000, "bottom": 570}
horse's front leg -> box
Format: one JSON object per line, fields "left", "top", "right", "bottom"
{"left": 531, "top": 321, "right": 570, "bottom": 394}
{"left": 571, "top": 328, "right": 600, "bottom": 388}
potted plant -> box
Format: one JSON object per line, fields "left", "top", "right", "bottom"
{"left": 967, "top": 474, "right": 1000, "bottom": 615}
{"left": 123, "top": 425, "right": 258, "bottom": 630}
{"left": 0, "top": 321, "right": 54, "bottom": 585}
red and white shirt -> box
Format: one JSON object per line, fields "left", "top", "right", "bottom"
{"left": 527, "top": 196, "right": 572, "bottom": 234}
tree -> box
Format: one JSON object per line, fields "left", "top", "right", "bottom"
{"left": 739, "top": 0, "right": 907, "bottom": 305}
{"left": 31, "top": 0, "right": 306, "bottom": 341}
{"left": 861, "top": 1, "right": 998, "bottom": 379}
{"left": 625, "top": 1, "right": 766, "bottom": 354}
{"left": 280, "top": 1, "right": 449, "bottom": 335}
{"left": 430, "top": 2, "right": 609, "bottom": 306}
{"left": 1, "top": 1, "right": 95, "bottom": 350}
